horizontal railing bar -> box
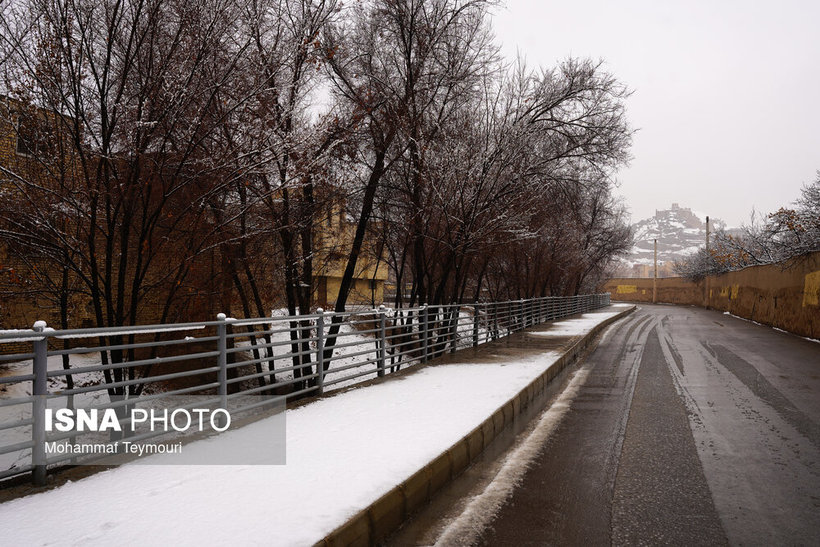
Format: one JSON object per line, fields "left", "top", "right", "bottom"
{"left": 226, "top": 368, "right": 280, "bottom": 386}
{"left": 233, "top": 325, "right": 301, "bottom": 338}
{"left": 0, "top": 397, "right": 34, "bottom": 408}
{"left": 257, "top": 360, "right": 314, "bottom": 377}
{"left": 337, "top": 326, "right": 381, "bottom": 337}
{"left": 225, "top": 328, "right": 305, "bottom": 342}
{"left": 0, "top": 374, "right": 35, "bottom": 385}
{"left": 43, "top": 323, "right": 212, "bottom": 340}
{"left": 0, "top": 417, "right": 33, "bottom": 431}
{"left": 0, "top": 465, "right": 33, "bottom": 480}
{"left": 386, "top": 338, "right": 421, "bottom": 350}
{"left": 249, "top": 375, "right": 306, "bottom": 391}
{"left": 326, "top": 347, "right": 378, "bottom": 363}
{"left": 53, "top": 383, "right": 223, "bottom": 416}
{"left": 326, "top": 356, "right": 380, "bottom": 375}
{"left": 44, "top": 447, "right": 107, "bottom": 467}
{"left": 231, "top": 396, "right": 289, "bottom": 415}
{"left": 225, "top": 336, "right": 320, "bottom": 354}
{"left": 47, "top": 336, "right": 221, "bottom": 358}
{"left": 226, "top": 348, "right": 313, "bottom": 370}
{"left": 332, "top": 328, "right": 380, "bottom": 338}
{"left": 45, "top": 351, "right": 221, "bottom": 378}
{"left": 227, "top": 354, "right": 277, "bottom": 371}
{"left": 229, "top": 315, "right": 323, "bottom": 327}
{"left": 324, "top": 338, "right": 377, "bottom": 352}
{"left": 228, "top": 377, "right": 304, "bottom": 397}
{"left": 0, "top": 353, "right": 35, "bottom": 363}
{"left": 278, "top": 385, "right": 319, "bottom": 400}
{"left": 49, "top": 366, "right": 221, "bottom": 397}
{"left": 323, "top": 367, "right": 380, "bottom": 388}
{"left": 0, "top": 439, "right": 35, "bottom": 456}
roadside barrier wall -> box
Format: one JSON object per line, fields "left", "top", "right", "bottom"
{"left": 601, "top": 251, "right": 820, "bottom": 339}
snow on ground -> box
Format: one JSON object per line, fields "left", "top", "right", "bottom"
{"left": 0, "top": 320, "right": 395, "bottom": 473}
{"left": 0, "top": 352, "right": 105, "bottom": 399}
{"left": 0, "top": 353, "right": 106, "bottom": 472}
{"left": 529, "top": 306, "right": 629, "bottom": 337}
{"left": 0, "top": 307, "right": 493, "bottom": 476}
{"left": 0, "top": 308, "right": 623, "bottom": 546}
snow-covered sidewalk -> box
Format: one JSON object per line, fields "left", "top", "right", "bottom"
{"left": 0, "top": 305, "right": 630, "bottom": 546}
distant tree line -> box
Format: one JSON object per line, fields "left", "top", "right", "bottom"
{"left": 0, "top": 0, "right": 634, "bottom": 331}
{"left": 675, "top": 174, "right": 820, "bottom": 280}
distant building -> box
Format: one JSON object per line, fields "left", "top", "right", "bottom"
{"left": 628, "top": 262, "right": 677, "bottom": 278}
{"left": 1, "top": 97, "right": 388, "bottom": 329}
{"left": 619, "top": 203, "right": 724, "bottom": 277}
{"left": 0, "top": 96, "right": 93, "bottom": 330}
{"left": 0, "top": 97, "right": 230, "bottom": 329}
{"left": 313, "top": 203, "right": 388, "bottom": 308}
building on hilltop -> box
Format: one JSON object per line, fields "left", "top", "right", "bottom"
{"left": 616, "top": 203, "right": 724, "bottom": 278}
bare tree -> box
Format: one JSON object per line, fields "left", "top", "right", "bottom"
{"left": 380, "top": 57, "right": 633, "bottom": 304}
{"left": 318, "top": 0, "right": 496, "bottom": 362}
{"left": 0, "top": 0, "right": 259, "bottom": 397}
{"left": 675, "top": 174, "right": 820, "bottom": 280}
{"left": 232, "top": 0, "right": 347, "bottom": 387}
{"left": 0, "top": 0, "right": 640, "bottom": 394}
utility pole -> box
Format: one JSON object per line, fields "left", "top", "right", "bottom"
{"left": 706, "top": 216, "right": 710, "bottom": 253}
{"left": 653, "top": 238, "right": 657, "bottom": 304}
{"left": 705, "top": 216, "right": 711, "bottom": 308}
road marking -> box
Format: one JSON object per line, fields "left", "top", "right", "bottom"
{"left": 603, "top": 313, "right": 652, "bottom": 492}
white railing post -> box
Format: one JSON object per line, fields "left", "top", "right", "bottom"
{"left": 32, "top": 320, "right": 48, "bottom": 486}
{"left": 216, "top": 314, "right": 228, "bottom": 423}
{"left": 421, "top": 305, "right": 429, "bottom": 363}
{"left": 378, "top": 305, "right": 387, "bottom": 377}
{"left": 473, "top": 303, "right": 480, "bottom": 348}
{"left": 315, "top": 310, "right": 325, "bottom": 394}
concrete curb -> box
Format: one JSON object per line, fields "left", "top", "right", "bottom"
{"left": 315, "top": 305, "right": 636, "bottom": 547}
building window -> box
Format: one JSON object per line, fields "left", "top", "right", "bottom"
{"left": 15, "top": 114, "right": 56, "bottom": 158}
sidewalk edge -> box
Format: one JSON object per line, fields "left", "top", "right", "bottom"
{"left": 315, "top": 305, "right": 636, "bottom": 547}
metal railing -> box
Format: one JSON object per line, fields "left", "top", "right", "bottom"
{"left": 0, "top": 293, "right": 610, "bottom": 485}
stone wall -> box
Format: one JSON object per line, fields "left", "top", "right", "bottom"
{"left": 600, "top": 251, "right": 820, "bottom": 339}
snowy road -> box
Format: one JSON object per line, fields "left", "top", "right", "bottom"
{"left": 0, "top": 307, "right": 629, "bottom": 546}
{"left": 435, "top": 304, "right": 820, "bottom": 545}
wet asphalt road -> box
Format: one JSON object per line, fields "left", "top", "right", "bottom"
{"left": 478, "top": 304, "right": 820, "bottom": 546}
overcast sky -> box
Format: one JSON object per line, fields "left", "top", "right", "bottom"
{"left": 491, "top": 0, "right": 820, "bottom": 227}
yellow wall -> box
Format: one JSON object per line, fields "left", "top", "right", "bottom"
{"left": 319, "top": 276, "right": 384, "bottom": 308}
{"left": 313, "top": 202, "right": 387, "bottom": 307}
{"left": 600, "top": 251, "right": 820, "bottom": 339}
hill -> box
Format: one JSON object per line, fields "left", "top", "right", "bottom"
{"left": 616, "top": 203, "right": 726, "bottom": 277}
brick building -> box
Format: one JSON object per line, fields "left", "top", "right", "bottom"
{"left": 0, "top": 96, "right": 95, "bottom": 330}
{"left": 313, "top": 203, "right": 388, "bottom": 309}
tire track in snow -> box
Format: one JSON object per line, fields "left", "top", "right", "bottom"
{"left": 433, "top": 366, "right": 592, "bottom": 547}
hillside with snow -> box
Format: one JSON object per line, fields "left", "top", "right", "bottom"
{"left": 617, "top": 204, "right": 727, "bottom": 277}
